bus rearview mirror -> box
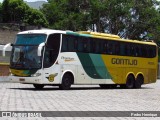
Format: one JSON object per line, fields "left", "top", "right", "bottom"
{"left": 3, "top": 43, "right": 12, "bottom": 56}
{"left": 38, "top": 42, "right": 45, "bottom": 56}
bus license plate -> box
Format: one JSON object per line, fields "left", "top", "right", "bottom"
{"left": 19, "top": 78, "right": 25, "bottom": 81}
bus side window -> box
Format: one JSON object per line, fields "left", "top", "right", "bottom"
{"left": 120, "top": 42, "right": 125, "bottom": 56}
{"left": 74, "top": 37, "right": 78, "bottom": 51}
{"left": 62, "top": 35, "right": 68, "bottom": 52}
{"left": 107, "top": 41, "right": 116, "bottom": 55}
{"left": 78, "top": 37, "right": 83, "bottom": 52}
{"left": 124, "top": 44, "right": 130, "bottom": 56}
{"left": 107, "top": 42, "right": 113, "bottom": 55}
{"left": 83, "top": 37, "right": 90, "bottom": 52}
{"left": 62, "top": 35, "right": 78, "bottom": 52}
{"left": 102, "top": 41, "right": 107, "bottom": 54}
{"left": 141, "top": 45, "right": 147, "bottom": 57}
{"left": 136, "top": 45, "right": 140, "bottom": 57}
{"left": 90, "top": 39, "right": 96, "bottom": 53}
{"left": 115, "top": 42, "right": 120, "bottom": 55}
{"left": 152, "top": 46, "right": 156, "bottom": 58}
{"left": 95, "top": 40, "right": 100, "bottom": 54}
{"left": 130, "top": 44, "right": 135, "bottom": 56}
{"left": 99, "top": 41, "right": 104, "bottom": 54}
{"left": 68, "top": 36, "right": 76, "bottom": 52}
{"left": 148, "top": 46, "right": 156, "bottom": 58}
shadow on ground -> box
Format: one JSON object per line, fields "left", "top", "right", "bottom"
{"left": 8, "top": 85, "right": 153, "bottom": 91}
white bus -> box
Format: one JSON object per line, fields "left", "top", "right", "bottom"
{"left": 3, "top": 30, "right": 158, "bottom": 89}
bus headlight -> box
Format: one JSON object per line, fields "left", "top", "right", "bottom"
{"left": 31, "top": 73, "right": 41, "bottom": 77}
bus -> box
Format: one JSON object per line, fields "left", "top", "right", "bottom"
{"left": 3, "top": 30, "right": 158, "bottom": 89}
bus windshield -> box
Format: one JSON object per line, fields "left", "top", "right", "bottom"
{"left": 15, "top": 34, "right": 47, "bottom": 45}
{"left": 10, "top": 46, "right": 42, "bottom": 69}
{"left": 10, "top": 34, "right": 47, "bottom": 69}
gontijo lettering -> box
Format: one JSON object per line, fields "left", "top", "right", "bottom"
{"left": 112, "top": 58, "right": 138, "bottom": 65}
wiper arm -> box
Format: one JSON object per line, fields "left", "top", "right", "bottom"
{"left": 13, "top": 56, "right": 22, "bottom": 68}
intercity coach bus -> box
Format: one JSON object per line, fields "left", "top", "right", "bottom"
{"left": 3, "top": 30, "right": 158, "bottom": 89}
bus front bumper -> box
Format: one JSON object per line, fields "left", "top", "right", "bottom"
{"left": 8, "top": 75, "right": 42, "bottom": 84}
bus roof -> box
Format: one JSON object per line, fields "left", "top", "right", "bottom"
{"left": 76, "top": 31, "right": 157, "bottom": 46}
{"left": 17, "top": 30, "right": 157, "bottom": 46}
{"left": 78, "top": 31, "right": 120, "bottom": 39}
{"left": 18, "top": 29, "right": 66, "bottom": 35}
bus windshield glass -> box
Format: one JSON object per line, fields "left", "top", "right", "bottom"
{"left": 10, "top": 46, "right": 42, "bottom": 69}
{"left": 15, "top": 34, "right": 47, "bottom": 45}
{"left": 10, "top": 34, "right": 47, "bottom": 69}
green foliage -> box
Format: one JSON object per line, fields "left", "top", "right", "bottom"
{"left": 0, "top": 3, "right": 2, "bottom": 22}
{"left": 1, "top": 0, "right": 48, "bottom": 27}
{"left": 41, "top": 0, "right": 89, "bottom": 30}
{"left": 41, "top": 0, "right": 160, "bottom": 43}
{"left": 1, "top": 0, "right": 10, "bottom": 22}
{"left": 24, "top": 8, "right": 48, "bottom": 27}
{"left": 7, "top": 0, "right": 29, "bottom": 22}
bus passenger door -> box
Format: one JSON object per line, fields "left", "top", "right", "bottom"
{"left": 42, "top": 33, "right": 61, "bottom": 84}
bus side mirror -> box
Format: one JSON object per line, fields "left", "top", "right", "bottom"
{"left": 3, "top": 43, "right": 12, "bottom": 56}
{"left": 38, "top": 42, "right": 45, "bottom": 56}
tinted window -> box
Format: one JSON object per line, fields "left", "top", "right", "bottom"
{"left": 43, "top": 34, "right": 60, "bottom": 68}
{"left": 15, "top": 34, "right": 47, "bottom": 45}
{"left": 62, "top": 35, "right": 77, "bottom": 52}
{"left": 115, "top": 42, "right": 120, "bottom": 55}
{"left": 61, "top": 34, "right": 157, "bottom": 58}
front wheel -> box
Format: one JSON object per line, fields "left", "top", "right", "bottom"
{"left": 59, "top": 73, "right": 73, "bottom": 90}
{"left": 33, "top": 84, "right": 44, "bottom": 90}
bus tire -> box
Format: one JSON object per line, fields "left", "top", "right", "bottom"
{"left": 33, "top": 84, "right": 44, "bottom": 90}
{"left": 135, "top": 75, "right": 144, "bottom": 89}
{"left": 126, "top": 74, "right": 135, "bottom": 89}
{"left": 59, "top": 73, "right": 73, "bottom": 90}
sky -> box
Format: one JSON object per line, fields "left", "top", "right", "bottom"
{"left": 0, "top": 0, "right": 47, "bottom": 3}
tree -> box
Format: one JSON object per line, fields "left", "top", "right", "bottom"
{"left": 123, "top": 0, "right": 160, "bottom": 40}
{"left": 1, "top": 0, "right": 48, "bottom": 27}
{"left": 41, "top": 0, "right": 160, "bottom": 42}
{"left": 87, "top": 0, "right": 160, "bottom": 41}
{"left": 24, "top": 8, "right": 48, "bottom": 27}
{"left": 1, "top": 0, "right": 10, "bottom": 22}
{"left": 0, "top": 3, "right": 2, "bottom": 22}
{"left": 41, "top": 0, "right": 89, "bottom": 30}
{"left": 8, "top": 0, "right": 29, "bottom": 23}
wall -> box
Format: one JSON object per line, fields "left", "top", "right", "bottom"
{"left": 0, "top": 29, "right": 18, "bottom": 44}
{"left": 0, "top": 63, "right": 10, "bottom": 76}
{"left": 0, "top": 28, "right": 17, "bottom": 80}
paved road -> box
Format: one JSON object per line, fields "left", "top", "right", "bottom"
{"left": 0, "top": 80, "right": 160, "bottom": 120}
